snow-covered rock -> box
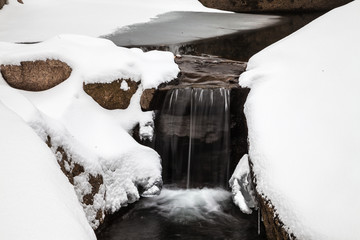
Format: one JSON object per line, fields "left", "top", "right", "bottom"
{"left": 0, "top": 101, "right": 96, "bottom": 240}
{"left": 239, "top": 0, "right": 360, "bottom": 239}
{"left": 0, "top": 35, "right": 178, "bottom": 230}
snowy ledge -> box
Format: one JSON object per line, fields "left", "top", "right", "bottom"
{"left": 237, "top": 1, "right": 360, "bottom": 239}
{"left": 0, "top": 35, "right": 179, "bottom": 235}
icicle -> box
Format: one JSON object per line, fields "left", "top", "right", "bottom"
{"left": 186, "top": 88, "right": 194, "bottom": 189}
{"left": 258, "top": 208, "right": 261, "bottom": 235}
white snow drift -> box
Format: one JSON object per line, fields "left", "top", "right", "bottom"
{"left": 238, "top": 1, "right": 360, "bottom": 239}
{"left": 0, "top": 101, "right": 96, "bottom": 240}
{"left": 0, "top": 35, "right": 179, "bottom": 236}
{"left": 0, "top": 0, "right": 223, "bottom": 43}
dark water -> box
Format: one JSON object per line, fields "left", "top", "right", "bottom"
{"left": 97, "top": 188, "right": 266, "bottom": 240}
{"left": 155, "top": 88, "right": 231, "bottom": 188}
{"left": 104, "top": 11, "right": 323, "bottom": 61}
{"left": 98, "top": 11, "right": 325, "bottom": 240}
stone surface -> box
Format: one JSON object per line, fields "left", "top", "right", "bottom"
{"left": 140, "top": 55, "right": 247, "bottom": 111}
{"left": 45, "top": 135, "right": 106, "bottom": 230}
{"left": 0, "top": 59, "right": 72, "bottom": 91}
{"left": 0, "top": 0, "right": 7, "bottom": 9}
{"left": 198, "top": 0, "right": 352, "bottom": 13}
{"left": 84, "top": 79, "right": 138, "bottom": 110}
{"left": 249, "top": 159, "right": 295, "bottom": 240}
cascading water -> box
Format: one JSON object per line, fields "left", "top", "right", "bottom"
{"left": 98, "top": 87, "right": 266, "bottom": 240}
{"left": 155, "top": 87, "right": 231, "bottom": 188}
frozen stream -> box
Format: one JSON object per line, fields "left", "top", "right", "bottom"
{"left": 103, "top": 11, "right": 323, "bottom": 61}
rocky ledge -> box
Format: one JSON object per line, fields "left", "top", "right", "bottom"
{"left": 140, "top": 55, "right": 247, "bottom": 111}
{"left": 198, "top": 0, "right": 352, "bottom": 13}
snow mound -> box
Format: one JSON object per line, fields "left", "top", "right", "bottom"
{"left": 0, "top": 101, "right": 96, "bottom": 240}
{"left": 239, "top": 1, "right": 360, "bottom": 239}
{"left": 0, "top": 0, "right": 224, "bottom": 43}
{"left": 0, "top": 35, "right": 175, "bottom": 229}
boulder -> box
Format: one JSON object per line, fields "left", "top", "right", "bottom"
{"left": 0, "top": 59, "right": 72, "bottom": 91}
{"left": 83, "top": 79, "right": 138, "bottom": 110}
{"left": 198, "top": 0, "right": 352, "bottom": 13}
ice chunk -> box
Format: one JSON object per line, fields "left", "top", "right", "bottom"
{"left": 229, "top": 154, "right": 257, "bottom": 214}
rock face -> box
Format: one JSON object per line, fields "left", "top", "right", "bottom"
{"left": 248, "top": 160, "right": 295, "bottom": 240}
{"left": 0, "top": 59, "right": 72, "bottom": 91}
{"left": 0, "top": 0, "right": 7, "bottom": 9}
{"left": 44, "top": 134, "right": 106, "bottom": 230}
{"left": 83, "top": 79, "right": 139, "bottom": 110}
{"left": 140, "top": 55, "right": 246, "bottom": 111}
{"left": 198, "top": 0, "right": 352, "bottom": 13}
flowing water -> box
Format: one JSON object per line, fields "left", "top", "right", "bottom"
{"left": 97, "top": 88, "right": 266, "bottom": 239}
{"left": 97, "top": 188, "right": 266, "bottom": 240}
{"left": 155, "top": 88, "right": 231, "bottom": 189}
{"left": 98, "top": 11, "right": 325, "bottom": 239}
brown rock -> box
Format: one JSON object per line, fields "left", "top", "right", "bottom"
{"left": 0, "top": 0, "right": 7, "bottom": 9}
{"left": 140, "top": 55, "right": 246, "bottom": 111}
{"left": 0, "top": 59, "right": 72, "bottom": 91}
{"left": 45, "top": 135, "right": 106, "bottom": 229}
{"left": 83, "top": 79, "right": 138, "bottom": 110}
{"left": 198, "top": 0, "right": 352, "bottom": 13}
{"left": 248, "top": 159, "right": 295, "bottom": 240}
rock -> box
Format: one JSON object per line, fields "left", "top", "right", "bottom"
{"left": 0, "top": 59, "right": 72, "bottom": 91}
{"left": 248, "top": 159, "right": 295, "bottom": 240}
{"left": 83, "top": 79, "right": 138, "bottom": 110}
{"left": 198, "top": 0, "right": 352, "bottom": 13}
{"left": 45, "top": 135, "right": 106, "bottom": 230}
{"left": 0, "top": 0, "right": 7, "bottom": 9}
{"left": 140, "top": 55, "right": 246, "bottom": 111}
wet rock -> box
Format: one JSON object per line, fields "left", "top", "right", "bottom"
{"left": 84, "top": 79, "right": 138, "bottom": 110}
{"left": 0, "top": 59, "right": 72, "bottom": 91}
{"left": 198, "top": 0, "right": 352, "bottom": 13}
{"left": 140, "top": 55, "right": 246, "bottom": 111}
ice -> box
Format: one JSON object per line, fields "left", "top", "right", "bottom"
{"left": 0, "top": 0, "right": 225, "bottom": 43}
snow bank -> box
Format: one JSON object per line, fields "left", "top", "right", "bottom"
{"left": 0, "top": 35, "right": 177, "bottom": 229}
{"left": 239, "top": 1, "right": 360, "bottom": 239}
{"left": 0, "top": 101, "right": 95, "bottom": 240}
{"left": 0, "top": 0, "right": 224, "bottom": 43}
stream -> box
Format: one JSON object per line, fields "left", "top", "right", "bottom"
{"left": 97, "top": 10, "right": 324, "bottom": 240}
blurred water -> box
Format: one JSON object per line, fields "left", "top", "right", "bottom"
{"left": 155, "top": 88, "right": 231, "bottom": 188}
{"left": 97, "top": 187, "right": 266, "bottom": 240}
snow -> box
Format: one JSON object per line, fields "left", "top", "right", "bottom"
{"left": 0, "top": 34, "right": 178, "bottom": 232}
{"left": 229, "top": 154, "right": 257, "bottom": 214}
{"left": 239, "top": 1, "right": 360, "bottom": 239}
{"left": 120, "top": 80, "right": 129, "bottom": 91}
{"left": 0, "top": 0, "right": 224, "bottom": 43}
{"left": 0, "top": 101, "right": 96, "bottom": 240}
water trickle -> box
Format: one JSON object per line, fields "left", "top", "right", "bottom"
{"left": 155, "top": 87, "right": 231, "bottom": 188}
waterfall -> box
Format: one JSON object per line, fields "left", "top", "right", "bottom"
{"left": 155, "top": 87, "right": 231, "bottom": 188}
